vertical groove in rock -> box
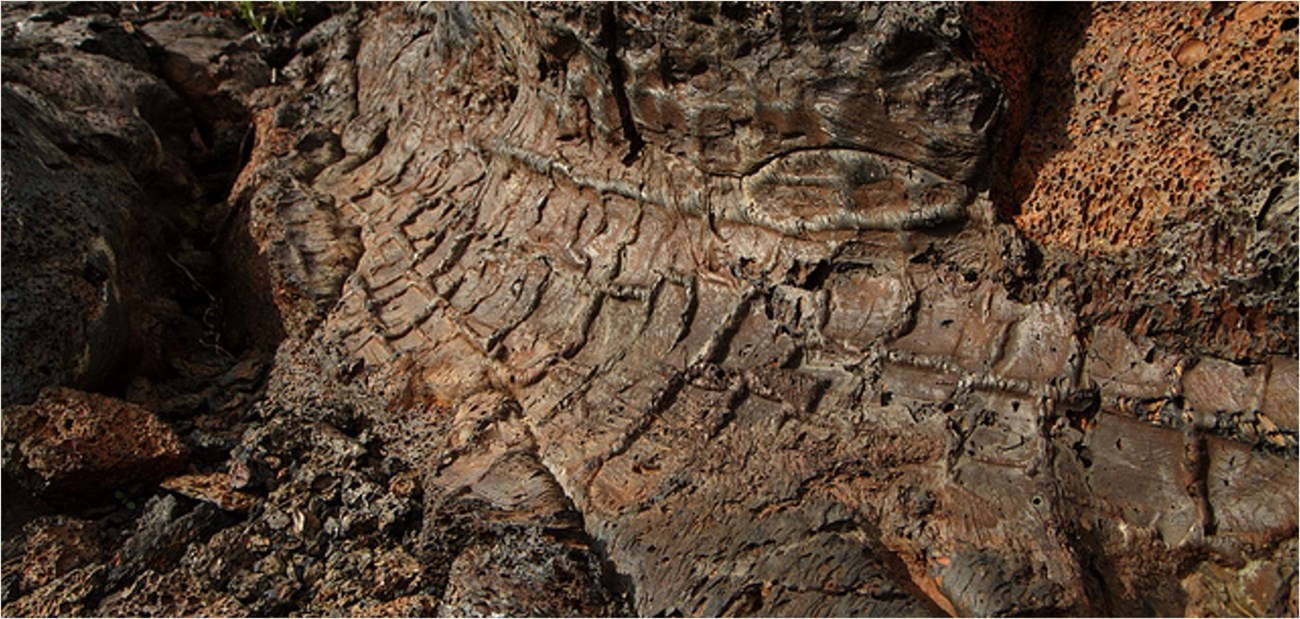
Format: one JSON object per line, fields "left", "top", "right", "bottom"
{"left": 600, "top": 3, "right": 645, "bottom": 165}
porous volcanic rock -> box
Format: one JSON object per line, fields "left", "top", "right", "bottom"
{"left": 0, "top": 1, "right": 271, "bottom": 407}
{"left": 2, "top": 388, "right": 187, "bottom": 501}
{"left": 1006, "top": 2, "right": 1298, "bottom": 361}
{"left": 1, "top": 2, "right": 1296, "bottom": 618}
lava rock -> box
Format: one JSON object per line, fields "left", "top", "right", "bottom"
{"left": 13, "top": 516, "right": 105, "bottom": 595}
{"left": 160, "top": 472, "right": 256, "bottom": 512}
{"left": 0, "top": 2, "right": 1295, "bottom": 617}
{"left": 3, "top": 388, "right": 187, "bottom": 502}
{"left": 437, "top": 526, "right": 629, "bottom": 618}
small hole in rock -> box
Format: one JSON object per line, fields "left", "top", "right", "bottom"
{"left": 690, "top": 13, "right": 714, "bottom": 26}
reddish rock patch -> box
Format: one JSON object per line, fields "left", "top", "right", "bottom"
{"left": 1013, "top": 2, "right": 1297, "bottom": 253}
{"left": 3, "top": 388, "right": 186, "bottom": 501}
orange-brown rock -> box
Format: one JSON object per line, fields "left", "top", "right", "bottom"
{"left": 1, "top": 565, "right": 106, "bottom": 618}
{"left": 1005, "top": 2, "right": 1298, "bottom": 359}
{"left": 351, "top": 594, "right": 439, "bottom": 618}
{"left": 0, "top": 2, "right": 1294, "bottom": 618}
{"left": 14, "top": 516, "right": 103, "bottom": 593}
{"left": 3, "top": 388, "right": 186, "bottom": 501}
{"left": 160, "top": 472, "right": 256, "bottom": 512}
{"left": 205, "top": 3, "right": 1293, "bottom": 616}
{"left": 96, "top": 569, "right": 248, "bottom": 617}
{"left": 1014, "top": 3, "right": 1296, "bottom": 252}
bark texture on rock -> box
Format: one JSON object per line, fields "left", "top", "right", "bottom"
{"left": 2, "top": 2, "right": 1297, "bottom": 617}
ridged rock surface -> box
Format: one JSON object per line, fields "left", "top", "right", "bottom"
{"left": 2, "top": 2, "right": 1296, "bottom": 617}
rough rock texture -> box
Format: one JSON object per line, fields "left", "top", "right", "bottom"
{"left": 1006, "top": 2, "right": 1298, "bottom": 361}
{"left": 2, "top": 2, "right": 1297, "bottom": 617}
{"left": 0, "top": 1, "right": 268, "bottom": 407}
{"left": 2, "top": 388, "right": 187, "bottom": 501}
